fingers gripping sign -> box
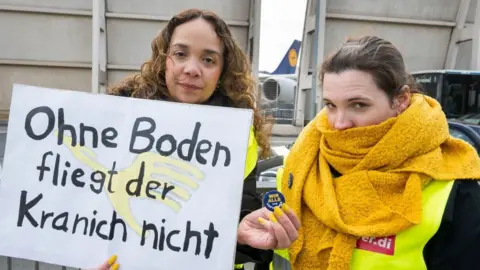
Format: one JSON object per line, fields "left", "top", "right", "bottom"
{"left": 57, "top": 132, "right": 206, "bottom": 236}
{"left": 86, "top": 255, "right": 119, "bottom": 270}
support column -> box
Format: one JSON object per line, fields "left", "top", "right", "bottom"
{"left": 248, "top": 0, "right": 261, "bottom": 98}
{"left": 294, "top": 0, "right": 327, "bottom": 126}
{"left": 313, "top": 0, "right": 326, "bottom": 113}
{"left": 294, "top": 0, "right": 314, "bottom": 126}
{"left": 92, "top": 0, "right": 107, "bottom": 94}
{"left": 472, "top": 0, "right": 480, "bottom": 69}
{"left": 444, "top": 0, "right": 470, "bottom": 69}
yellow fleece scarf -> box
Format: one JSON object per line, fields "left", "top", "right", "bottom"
{"left": 282, "top": 94, "right": 480, "bottom": 270}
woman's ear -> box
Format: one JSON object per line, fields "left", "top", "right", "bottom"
{"left": 394, "top": 85, "right": 411, "bottom": 114}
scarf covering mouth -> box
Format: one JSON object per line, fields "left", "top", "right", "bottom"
{"left": 282, "top": 94, "right": 480, "bottom": 270}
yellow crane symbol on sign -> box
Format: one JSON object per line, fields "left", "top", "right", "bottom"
{"left": 58, "top": 132, "right": 205, "bottom": 236}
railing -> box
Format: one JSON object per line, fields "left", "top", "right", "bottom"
{"left": 260, "top": 108, "right": 295, "bottom": 124}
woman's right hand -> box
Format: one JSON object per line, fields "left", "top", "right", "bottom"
{"left": 237, "top": 204, "right": 300, "bottom": 250}
{"left": 89, "top": 255, "right": 119, "bottom": 270}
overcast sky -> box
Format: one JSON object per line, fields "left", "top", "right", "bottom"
{"left": 259, "top": 0, "right": 307, "bottom": 72}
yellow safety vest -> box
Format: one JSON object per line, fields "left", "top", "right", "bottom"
{"left": 243, "top": 126, "right": 258, "bottom": 179}
{"left": 270, "top": 165, "right": 455, "bottom": 270}
{"left": 234, "top": 126, "right": 258, "bottom": 270}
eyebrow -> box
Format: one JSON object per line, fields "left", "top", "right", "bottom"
{"left": 170, "top": 43, "right": 221, "bottom": 56}
{"left": 323, "top": 96, "right": 372, "bottom": 103}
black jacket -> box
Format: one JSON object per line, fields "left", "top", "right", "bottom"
{"left": 423, "top": 180, "right": 480, "bottom": 269}
{"left": 235, "top": 167, "right": 273, "bottom": 267}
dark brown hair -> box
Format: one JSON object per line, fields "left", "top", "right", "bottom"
{"left": 108, "top": 8, "right": 271, "bottom": 158}
{"left": 319, "top": 36, "right": 421, "bottom": 100}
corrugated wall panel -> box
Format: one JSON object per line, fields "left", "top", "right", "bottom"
{"left": 0, "top": 0, "right": 92, "bottom": 11}
{"left": 327, "top": 0, "right": 458, "bottom": 21}
{"left": 106, "top": 19, "right": 167, "bottom": 66}
{"left": 324, "top": 20, "right": 452, "bottom": 71}
{"left": 0, "top": 12, "right": 92, "bottom": 63}
{"left": 107, "top": 70, "right": 137, "bottom": 87}
{"left": 0, "top": 66, "right": 92, "bottom": 112}
{"left": 106, "top": 0, "right": 250, "bottom": 21}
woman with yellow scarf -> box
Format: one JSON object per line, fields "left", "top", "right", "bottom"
{"left": 237, "top": 35, "right": 480, "bottom": 270}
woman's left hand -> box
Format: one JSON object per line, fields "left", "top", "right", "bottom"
{"left": 86, "top": 255, "right": 119, "bottom": 270}
{"left": 237, "top": 205, "right": 300, "bottom": 249}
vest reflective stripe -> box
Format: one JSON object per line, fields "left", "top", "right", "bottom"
{"left": 270, "top": 252, "right": 291, "bottom": 270}
{"left": 270, "top": 249, "right": 291, "bottom": 270}
{"left": 243, "top": 126, "right": 258, "bottom": 179}
{"left": 270, "top": 163, "right": 292, "bottom": 270}
{"left": 235, "top": 127, "right": 258, "bottom": 270}
{"left": 270, "top": 166, "right": 454, "bottom": 270}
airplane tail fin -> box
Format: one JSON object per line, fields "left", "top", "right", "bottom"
{"left": 271, "top": 39, "right": 301, "bottom": 75}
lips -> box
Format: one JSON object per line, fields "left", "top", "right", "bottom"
{"left": 178, "top": 83, "right": 202, "bottom": 90}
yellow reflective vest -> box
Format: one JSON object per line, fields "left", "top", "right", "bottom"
{"left": 243, "top": 126, "right": 258, "bottom": 179}
{"left": 270, "top": 162, "right": 455, "bottom": 270}
{"left": 234, "top": 126, "right": 258, "bottom": 270}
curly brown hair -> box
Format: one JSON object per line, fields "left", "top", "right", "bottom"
{"left": 108, "top": 8, "right": 271, "bottom": 158}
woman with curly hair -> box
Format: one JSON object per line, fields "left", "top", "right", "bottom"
{"left": 93, "top": 8, "right": 273, "bottom": 270}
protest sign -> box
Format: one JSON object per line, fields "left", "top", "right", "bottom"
{"left": 0, "top": 84, "right": 253, "bottom": 270}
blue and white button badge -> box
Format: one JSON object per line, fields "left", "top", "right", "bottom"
{"left": 263, "top": 190, "right": 286, "bottom": 211}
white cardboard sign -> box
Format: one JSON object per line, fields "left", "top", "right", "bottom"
{"left": 0, "top": 84, "right": 252, "bottom": 270}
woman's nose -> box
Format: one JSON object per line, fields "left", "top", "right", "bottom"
{"left": 183, "top": 59, "right": 201, "bottom": 77}
{"left": 333, "top": 113, "right": 354, "bottom": 131}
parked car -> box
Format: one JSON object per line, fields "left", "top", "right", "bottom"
{"left": 449, "top": 113, "right": 480, "bottom": 134}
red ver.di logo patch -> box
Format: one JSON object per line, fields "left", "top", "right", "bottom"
{"left": 356, "top": 235, "right": 396, "bottom": 256}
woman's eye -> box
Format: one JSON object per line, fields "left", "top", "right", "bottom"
{"left": 353, "top": 103, "right": 368, "bottom": 109}
{"left": 325, "top": 103, "right": 335, "bottom": 109}
{"left": 173, "top": 51, "right": 186, "bottom": 58}
{"left": 204, "top": 57, "right": 215, "bottom": 64}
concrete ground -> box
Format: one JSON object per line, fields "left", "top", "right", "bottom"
{"left": 271, "top": 135, "right": 297, "bottom": 146}
{"left": 271, "top": 124, "right": 303, "bottom": 137}
{"left": 270, "top": 123, "right": 301, "bottom": 147}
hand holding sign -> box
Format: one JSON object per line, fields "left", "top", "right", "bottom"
{"left": 86, "top": 255, "right": 119, "bottom": 270}
{"left": 59, "top": 132, "right": 205, "bottom": 236}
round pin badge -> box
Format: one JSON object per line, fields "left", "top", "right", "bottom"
{"left": 263, "top": 190, "right": 286, "bottom": 211}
